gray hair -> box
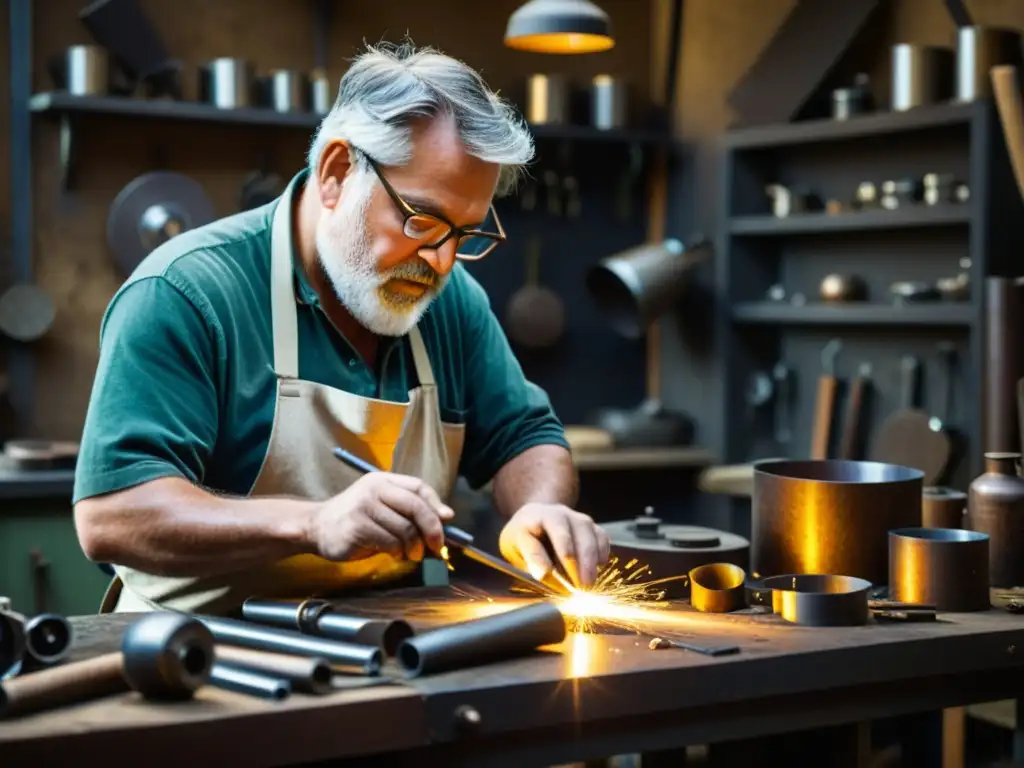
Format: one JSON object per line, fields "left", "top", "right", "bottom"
{"left": 308, "top": 42, "right": 534, "bottom": 196}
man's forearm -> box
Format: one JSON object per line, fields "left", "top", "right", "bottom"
{"left": 491, "top": 444, "right": 578, "bottom": 517}
{"left": 74, "top": 476, "right": 317, "bottom": 578}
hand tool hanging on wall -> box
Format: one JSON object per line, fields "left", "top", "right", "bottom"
{"left": 869, "top": 356, "right": 950, "bottom": 485}
{"left": 927, "top": 343, "right": 960, "bottom": 483}
{"left": 810, "top": 339, "right": 842, "bottom": 460}
{"left": 107, "top": 171, "right": 216, "bottom": 278}
{"left": 772, "top": 362, "right": 794, "bottom": 446}
{"left": 837, "top": 363, "right": 871, "bottom": 461}
{"left": 504, "top": 235, "right": 566, "bottom": 350}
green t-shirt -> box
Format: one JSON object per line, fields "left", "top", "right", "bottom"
{"left": 73, "top": 175, "right": 568, "bottom": 504}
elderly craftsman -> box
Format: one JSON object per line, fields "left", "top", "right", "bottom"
{"left": 73, "top": 43, "right": 610, "bottom": 614}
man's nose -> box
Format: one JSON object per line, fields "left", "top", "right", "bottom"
{"left": 417, "top": 239, "right": 458, "bottom": 277}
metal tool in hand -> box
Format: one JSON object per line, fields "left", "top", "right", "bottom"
{"left": 331, "top": 448, "right": 566, "bottom": 597}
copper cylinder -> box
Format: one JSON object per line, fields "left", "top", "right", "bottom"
{"left": 922, "top": 487, "right": 967, "bottom": 529}
{"left": 969, "top": 452, "right": 1024, "bottom": 587}
{"left": 985, "top": 278, "right": 1024, "bottom": 453}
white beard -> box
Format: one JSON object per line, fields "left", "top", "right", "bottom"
{"left": 315, "top": 173, "right": 448, "bottom": 337}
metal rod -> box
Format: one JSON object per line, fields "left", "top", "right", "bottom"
{"left": 209, "top": 662, "right": 291, "bottom": 700}
{"left": 395, "top": 601, "right": 566, "bottom": 678}
{"left": 198, "top": 615, "right": 381, "bottom": 676}
{"left": 215, "top": 645, "right": 332, "bottom": 695}
{"left": 241, "top": 598, "right": 414, "bottom": 656}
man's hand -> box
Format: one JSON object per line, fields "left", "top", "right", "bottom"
{"left": 499, "top": 503, "right": 610, "bottom": 589}
{"left": 309, "top": 473, "right": 455, "bottom": 562}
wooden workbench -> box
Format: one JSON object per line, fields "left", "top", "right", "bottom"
{"left": 3, "top": 592, "right": 1024, "bottom": 767}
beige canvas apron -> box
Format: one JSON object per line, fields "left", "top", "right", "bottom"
{"left": 99, "top": 177, "right": 465, "bottom": 615}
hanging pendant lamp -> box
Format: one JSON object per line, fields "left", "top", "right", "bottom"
{"left": 504, "top": 0, "right": 615, "bottom": 54}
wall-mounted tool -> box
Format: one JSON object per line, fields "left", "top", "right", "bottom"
{"left": 772, "top": 362, "right": 794, "bottom": 445}
{"left": 891, "top": 43, "right": 955, "bottom": 111}
{"left": 765, "top": 184, "right": 823, "bottom": 218}
{"left": 831, "top": 73, "right": 873, "bottom": 120}
{"left": 107, "top": 171, "right": 216, "bottom": 277}
{"left": 927, "top": 343, "right": 961, "bottom": 483}
{"left": 870, "top": 355, "right": 950, "bottom": 485}
{"left": 744, "top": 370, "right": 774, "bottom": 425}
{"left": 810, "top": 339, "right": 842, "bottom": 460}
{"left": 819, "top": 274, "right": 867, "bottom": 303}
{"left": 504, "top": 235, "right": 565, "bottom": 350}
{"left": 838, "top": 363, "right": 872, "bottom": 461}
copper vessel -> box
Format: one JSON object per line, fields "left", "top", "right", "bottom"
{"left": 968, "top": 452, "right": 1024, "bottom": 587}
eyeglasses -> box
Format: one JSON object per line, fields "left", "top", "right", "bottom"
{"left": 361, "top": 153, "right": 506, "bottom": 261}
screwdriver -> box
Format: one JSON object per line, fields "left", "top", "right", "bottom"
{"left": 331, "top": 448, "right": 569, "bottom": 597}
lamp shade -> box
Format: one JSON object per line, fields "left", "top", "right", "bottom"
{"left": 504, "top": 0, "right": 615, "bottom": 54}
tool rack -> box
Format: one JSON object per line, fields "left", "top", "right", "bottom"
{"left": 714, "top": 99, "right": 1024, "bottom": 535}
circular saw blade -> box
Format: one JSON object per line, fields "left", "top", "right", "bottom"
{"left": 107, "top": 171, "right": 215, "bottom": 277}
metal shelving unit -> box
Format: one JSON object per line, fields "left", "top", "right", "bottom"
{"left": 715, "top": 99, "right": 1024, "bottom": 535}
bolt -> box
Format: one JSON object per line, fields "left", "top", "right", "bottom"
{"left": 453, "top": 704, "right": 482, "bottom": 734}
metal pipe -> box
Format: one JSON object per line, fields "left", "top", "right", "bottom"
{"left": 1, "top": 613, "right": 214, "bottom": 719}
{"left": 198, "top": 615, "right": 381, "bottom": 676}
{"left": 22, "top": 613, "right": 73, "bottom": 667}
{"left": 241, "top": 598, "right": 414, "bottom": 656}
{"left": 215, "top": 645, "right": 332, "bottom": 695}
{"left": 396, "top": 601, "right": 566, "bottom": 678}
{"left": 209, "top": 662, "right": 290, "bottom": 700}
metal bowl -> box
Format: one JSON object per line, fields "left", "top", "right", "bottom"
{"left": 762, "top": 573, "right": 872, "bottom": 626}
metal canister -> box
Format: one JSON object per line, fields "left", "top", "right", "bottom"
{"left": 891, "top": 44, "right": 955, "bottom": 111}
{"left": 265, "top": 69, "right": 307, "bottom": 113}
{"left": 199, "top": 58, "right": 253, "bottom": 109}
{"left": 526, "top": 74, "right": 569, "bottom": 125}
{"left": 308, "top": 69, "right": 332, "bottom": 115}
{"left": 63, "top": 45, "right": 109, "bottom": 95}
{"left": 591, "top": 75, "right": 627, "bottom": 130}
{"left": 956, "top": 26, "right": 1024, "bottom": 102}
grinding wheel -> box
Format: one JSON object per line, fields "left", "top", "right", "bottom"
{"left": 107, "top": 172, "right": 216, "bottom": 277}
{"left": 0, "top": 284, "right": 55, "bottom": 342}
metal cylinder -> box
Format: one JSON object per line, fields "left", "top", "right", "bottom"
{"left": 199, "top": 615, "right": 382, "bottom": 675}
{"left": 22, "top": 614, "right": 73, "bottom": 666}
{"left": 689, "top": 563, "right": 746, "bottom": 613}
{"left": 122, "top": 613, "right": 215, "bottom": 699}
{"left": 591, "top": 75, "right": 627, "bottom": 130}
{"left": 209, "top": 662, "right": 290, "bottom": 700}
{"left": 265, "top": 69, "right": 307, "bottom": 113}
{"left": 957, "top": 27, "right": 1024, "bottom": 102}
{"left": 922, "top": 487, "right": 966, "bottom": 529}
{"left": 891, "top": 44, "right": 954, "bottom": 111}
{"left": 309, "top": 69, "right": 332, "bottom": 114}
{"left": 64, "top": 45, "right": 109, "bottom": 95}
{"left": 752, "top": 460, "right": 923, "bottom": 584}
{"left": 214, "top": 645, "right": 333, "bottom": 695}
{"left": 585, "top": 238, "right": 711, "bottom": 340}
{"left": 984, "top": 278, "right": 1024, "bottom": 453}
{"left": 396, "top": 601, "right": 566, "bottom": 678}
{"left": 969, "top": 452, "right": 1024, "bottom": 587}
{"left": 241, "top": 598, "right": 414, "bottom": 656}
{"left": 526, "top": 74, "right": 569, "bottom": 125}
{"left": 199, "top": 57, "right": 252, "bottom": 109}
{"left": 763, "top": 574, "right": 871, "bottom": 626}
{"left": 889, "top": 527, "right": 989, "bottom": 611}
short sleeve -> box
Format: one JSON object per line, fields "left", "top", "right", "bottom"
{"left": 72, "top": 276, "right": 221, "bottom": 503}
{"left": 455, "top": 272, "right": 569, "bottom": 489}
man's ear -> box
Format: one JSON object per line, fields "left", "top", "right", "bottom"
{"left": 317, "top": 140, "right": 355, "bottom": 210}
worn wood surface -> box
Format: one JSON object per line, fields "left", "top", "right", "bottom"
{"left": 4, "top": 586, "right": 1024, "bottom": 765}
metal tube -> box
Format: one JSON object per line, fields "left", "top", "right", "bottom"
{"left": 198, "top": 615, "right": 381, "bottom": 676}
{"left": 209, "top": 662, "right": 290, "bottom": 700}
{"left": 121, "top": 613, "right": 215, "bottom": 699}
{"left": 22, "top": 613, "right": 73, "bottom": 666}
{"left": 396, "top": 601, "right": 566, "bottom": 678}
{"left": 889, "top": 527, "right": 990, "bottom": 611}
{"left": 215, "top": 645, "right": 332, "bottom": 695}
{"left": 688, "top": 563, "right": 747, "bottom": 613}
{"left": 241, "top": 598, "right": 415, "bottom": 656}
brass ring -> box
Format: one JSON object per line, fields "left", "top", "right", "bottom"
{"left": 689, "top": 562, "right": 747, "bottom": 613}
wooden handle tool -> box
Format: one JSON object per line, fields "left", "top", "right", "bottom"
{"left": 838, "top": 363, "right": 872, "bottom": 460}
{"left": 811, "top": 339, "right": 843, "bottom": 460}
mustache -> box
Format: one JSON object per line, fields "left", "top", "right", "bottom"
{"left": 385, "top": 260, "right": 439, "bottom": 287}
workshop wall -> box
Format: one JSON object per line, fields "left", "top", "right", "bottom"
{"left": 0, "top": 0, "right": 654, "bottom": 440}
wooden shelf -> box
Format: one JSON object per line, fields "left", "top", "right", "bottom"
{"left": 571, "top": 446, "right": 716, "bottom": 471}
{"left": 731, "top": 302, "right": 974, "bottom": 328}
{"left": 725, "top": 101, "right": 977, "bottom": 150}
{"left": 30, "top": 93, "right": 678, "bottom": 148}
{"left": 729, "top": 206, "right": 971, "bottom": 235}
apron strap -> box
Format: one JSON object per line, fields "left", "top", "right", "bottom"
{"left": 408, "top": 327, "right": 435, "bottom": 387}
{"left": 270, "top": 179, "right": 301, "bottom": 379}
